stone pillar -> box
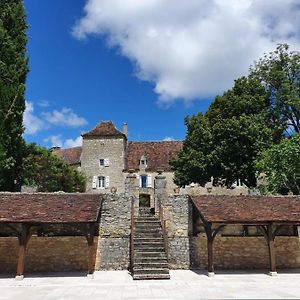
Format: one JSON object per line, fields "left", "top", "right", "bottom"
{"left": 154, "top": 175, "right": 168, "bottom": 215}
{"left": 125, "top": 174, "right": 139, "bottom": 217}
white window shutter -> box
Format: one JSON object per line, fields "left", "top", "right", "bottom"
{"left": 92, "top": 176, "right": 97, "bottom": 189}
{"left": 138, "top": 175, "right": 142, "bottom": 187}
{"left": 147, "top": 174, "right": 152, "bottom": 188}
{"left": 104, "top": 158, "right": 109, "bottom": 167}
{"left": 105, "top": 176, "right": 110, "bottom": 188}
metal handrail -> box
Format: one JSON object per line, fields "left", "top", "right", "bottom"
{"left": 130, "top": 197, "right": 135, "bottom": 273}
{"left": 159, "top": 203, "right": 169, "bottom": 260}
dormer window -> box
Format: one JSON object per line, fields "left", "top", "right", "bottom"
{"left": 139, "top": 155, "right": 147, "bottom": 169}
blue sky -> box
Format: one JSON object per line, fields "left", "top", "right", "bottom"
{"left": 23, "top": 0, "right": 300, "bottom": 148}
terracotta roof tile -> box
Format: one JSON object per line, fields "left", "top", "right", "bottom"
{"left": 126, "top": 141, "right": 183, "bottom": 172}
{"left": 191, "top": 195, "right": 300, "bottom": 224}
{"left": 53, "top": 147, "right": 82, "bottom": 165}
{"left": 0, "top": 193, "right": 103, "bottom": 223}
{"left": 82, "top": 121, "right": 125, "bottom": 138}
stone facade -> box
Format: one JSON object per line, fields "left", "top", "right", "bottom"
{"left": 81, "top": 137, "right": 126, "bottom": 193}
{"left": 54, "top": 121, "right": 249, "bottom": 197}
{"left": 190, "top": 236, "right": 300, "bottom": 270}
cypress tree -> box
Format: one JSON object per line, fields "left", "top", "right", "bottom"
{"left": 0, "top": 0, "right": 28, "bottom": 191}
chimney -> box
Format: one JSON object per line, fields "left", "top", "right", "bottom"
{"left": 50, "top": 146, "right": 61, "bottom": 152}
{"left": 123, "top": 122, "right": 128, "bottom": 138}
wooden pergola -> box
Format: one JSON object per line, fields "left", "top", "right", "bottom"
{"left": 0, "top": 193, "right": 103, "bottom": 278}
{"left": 191, "top": 195, "right": 300, "bottom": 275}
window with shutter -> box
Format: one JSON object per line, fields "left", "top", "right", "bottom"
{"left": 98, "top": 176, "right": 105, "bottom": 188}
{"left": 104, "top": 158, "right": 109, "bottom": 167}
{"left": 140, "top": 175, "right": 147, "bottom": 188}
{"left": 105, "top": 176, "right": 110, "bottom": 188}
{"left": 92, "top": 176, "right": 97, "bottom": 189}
{"left": 147, "top": 174, "right": 152, "bottom": 188}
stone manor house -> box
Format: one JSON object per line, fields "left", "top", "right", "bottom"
{"left": 54, "top": 121, "right": 247, "bottom": 200}
{"left": 1, "top": 122, "right": 299, "bottom": 279}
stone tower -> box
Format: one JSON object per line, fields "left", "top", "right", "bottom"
{"left": 81, "top": 121, "right": 127, "bottom": 193}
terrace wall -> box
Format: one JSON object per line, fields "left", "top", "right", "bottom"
{"left": 190, "top": 236, "right": 300, "bottom": 270}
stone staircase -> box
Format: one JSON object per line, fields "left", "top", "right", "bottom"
{"left": 132, "top": 208, "right": 170, "bottom": 280}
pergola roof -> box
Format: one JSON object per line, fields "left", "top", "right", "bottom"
{"left": 0, "top": 193, "right": 103, "bottom": 224}
{"left": 191, "top": 195, "right": 300, "bottom": 224}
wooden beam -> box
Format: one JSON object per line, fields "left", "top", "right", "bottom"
{"left": 86, "top": 224, "right": 95, "bottom": 275}
{"left": 204, "top": 223, "right": 214, "bottom": 274}
{"left": 16, "top": 224, "right": 31, "bottom": 278}
{"left": 267, "top": 223, "right": 276, "bottom": 273}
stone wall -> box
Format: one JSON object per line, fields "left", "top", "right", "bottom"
{"left": 96, "top": 193, "right": 131, "bottom": 270}
{"left": 0, "top": 236, "right": 93, "bottom": 274}
{"left": 160, "top": 191, "right": 192, "bottom": 269}
{"left": 190, "top": 236, "right": 300, "bottom": 270}
{"left": 0, "top": 237, "right": 18, "bottom": 274}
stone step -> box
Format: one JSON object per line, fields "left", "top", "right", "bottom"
{"left": 134, "top": 245, "right": 165, "bottom": 251}
{"left": 133, "top": 273, "right": 170, "bottom": 280}
{"left": 133, "top": 268, "right": 170, "bottom": 275}
{"left": 134, "top": 262, "right": 169, "bottom": 269}
{"left": 134, "top": 251, "right": 167, "bottom": 259}
{"left": 134, "top": 257, "right": 167, "bottom": 264}
{"left": 135, "top": 232, "right": 163, "bottom": 238}
{"left": 135, "top": 222, "right": 161, "bottom": 226}
{"left": 134, "top": 237, "right": 163, "bottom": 243}
{"left": 136, "top": 216, "right": 159, "bottom": 220}
{"left": 134, "top": 241, "right": 164, "bottom": 246}
{"left": 135, "top": 226, "right": 162, "bottom": 231}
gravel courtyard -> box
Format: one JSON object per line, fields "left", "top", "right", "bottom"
{"left": 1, "top": 270, "right": 300, "bottom": 299}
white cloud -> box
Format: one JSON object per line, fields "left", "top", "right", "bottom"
{"left": 38, "top": 100, "right": 50, "bottom": 108}
{"left": 23, "top": 101, "right": 45, "bottom": 135}
{"left": 44, "top": 135, "right": 83, "bottom": 148}
{"left": 73, "top": 0, "right": 300, "bottom": 103}
{"left": 64, "top": 136, "right": 83, "bottom": 148}
{"left": 162, "top": 136, "right": 175, "bottom": 141}
{"left": 42, "top": 108, "right": 87, "bottom": 127}
{"left": 44, "top": 135, "right": 63, "bottom": 148}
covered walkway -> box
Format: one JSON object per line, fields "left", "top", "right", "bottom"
{"left": 191, "top": 195, "right": 300, "bottom": 276}
{"left": 0, "top": 193, "right": 103, "bottom": 278}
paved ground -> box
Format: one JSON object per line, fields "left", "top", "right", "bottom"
{"left": 1, "top": 270, "right": 300, "bottom": 299}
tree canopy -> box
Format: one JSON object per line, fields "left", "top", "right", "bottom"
{"left": 171, "top": 77, "right": 277, "bottom": 188}
{"left": 250, "top": 44, "right": 300, "bottom": 135}
{"left": 256, "top": 134, "right": 300, "bottom": 195}
{"left": 172, "top": 44, "right": 300, "bottom": 191}
{"left": 0, "top": 0, "right": 28, "bottom": 191}
{"left": 23, "top": 144, "right": 87, "bottom": 192}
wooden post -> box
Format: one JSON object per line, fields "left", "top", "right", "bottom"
{"left": 86, "top": 224, "right": 95, "bottom": 276}
{"left": 16, "top": 224, "right": 31, "bottom": 279}
{"left": 205, "top": 223, "right": 214, "bottom": 276}
{"left": 267, "top": 223, "right": 277, "bottom": 275}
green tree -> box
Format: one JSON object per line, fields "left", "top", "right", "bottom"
{"left": 256, "top": 134, "right": 300, "bottom": 195}
{"left": 0, "top": 0, "right": 28, "bottom": 191}
{"left": 171, "top": 113, "right": 213, "bottom": 187}
{"left": 171, "top": 78, "right": 277, "bottom": 188}
{"left": 250, "top": 44, "right": 300, "bottom": 135}
{"left": 23, "top": 144, "right": 87, "bottom": 192}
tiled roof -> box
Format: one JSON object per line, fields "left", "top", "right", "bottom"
{"left": 53, "top": 146, "right": 82, "bottom": 165}
{"left": 0, "top": 193, "right": 103, "bottom": 223}
{"left": 126, "top": 141, "right": 183, "bottom": 172}
{"left": 82, "top": 121, "right": 125, "bottom": 138}
{"left": 191, "top": 195, "right": 300, "bottom": 224}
